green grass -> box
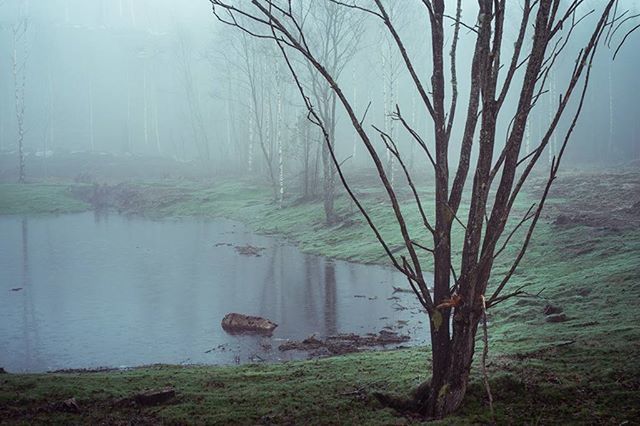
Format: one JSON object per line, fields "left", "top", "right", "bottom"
{"left": 0, "top": 183, "right": 89, "bottom": 215}
{"left": 0, "top": 176, "right": 639, "bottom": 424}
{"left": 1, "top": 344, "right": 638, "bottom": 424}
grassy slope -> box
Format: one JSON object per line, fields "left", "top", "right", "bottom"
{"left": 0, "top": 178, "right": 638, "bottom": 424}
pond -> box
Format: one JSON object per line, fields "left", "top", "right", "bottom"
{"left": 0, "top": 213, "right": 428, "bottom": 373}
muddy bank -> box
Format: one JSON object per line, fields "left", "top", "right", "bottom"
{"left": 278, "top": 331, "right": 410, "bottom": 357}
{"left": 71, "top": 183, "right": 188, "bottom": 214}
{"left": 532, "top": 171, "right": 640, "bottom": 232}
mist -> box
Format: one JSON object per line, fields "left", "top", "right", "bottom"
{"left": 0, "top": 0, "right": 638, "bottom": 177}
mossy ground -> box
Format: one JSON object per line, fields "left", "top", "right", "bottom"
{"left": 0, "top": 172, "right": 638, "bottom": 424}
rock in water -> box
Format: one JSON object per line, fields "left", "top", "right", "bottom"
{"left": 221, "top": 313, "right": 278, "bottom": 335}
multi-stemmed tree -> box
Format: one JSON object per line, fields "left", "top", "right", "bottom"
{"left": 210, "top": 0, "right": 629, "bottom": 419}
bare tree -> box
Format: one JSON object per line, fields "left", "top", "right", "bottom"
{"left": 176, "top": 30, "right": 211, "bottom": 164}
{"left": 223, "top": 29, "right": 280, "bottom": 197}
{"left": 296, "top": 0, "right": 364, "bottom": 223}
{"left": 12, "top": 16, "right": 28, "bottom": 183}
{"left": 210, "top": 0, "right": 624, "bottom": 419}
{"left": 377, "top": 0, "right": 405, "bottom": 186}
{"left": 295, "top": 112, "right": 320, "bottom": 199}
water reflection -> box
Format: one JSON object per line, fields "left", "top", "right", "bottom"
{"left": 0, "top": 213, "right": 427, "bottom": 372}
{"left": 323, "top": 261, "right": 337, "bottom": 335}
{"left": 17, "top": 217, "right": 43, "bottom": 371}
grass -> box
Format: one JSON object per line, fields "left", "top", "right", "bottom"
{"left": 0, "top": 183, "right": 89, "bottom": 215}
{"left": 1, "top": 345, "right": 638, "bottom": 424}
{"left": 0, "top": 175, "right": 639, "bottom": 424}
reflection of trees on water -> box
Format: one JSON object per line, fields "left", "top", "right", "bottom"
{"left": 260, "top": 241, "right": 276, "bottom": 320}
{"left": 303, "top": 255, "right": 318, "bottom": 325}
{"left": 258, "top": 244, "right": 338, "bottom": 337}
{"left": 323, "top": 260, "right": 337, "bottom": 335}
{"left": 277, "top": 242, "right": 287, "bottom": 328}
{"left": 20, "top": 217, "right": 41, "bottom": 371}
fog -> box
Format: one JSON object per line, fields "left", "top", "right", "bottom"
{"left": 0, "top": 0, "right": 638, "bottom": 180}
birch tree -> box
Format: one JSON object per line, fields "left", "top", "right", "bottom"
{"left": 12, "top": 16, "right": 28, "bottom": 183}
{"left": 297, "top": 0, "right": 363, "bottom": 223}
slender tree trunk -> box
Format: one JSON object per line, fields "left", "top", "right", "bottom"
{"left": 352, "top": 66, "right": 357, "bottom": 160}
{"left": 546, "top": 73, "right": 556, "bottom": 167}
{"left": 314, "top": 139, "right": 321, "bottom": 198}
{"left": 44, "top": 72, "right": 54, "bottom": 177}
{"left": 265, "top": 94, "right": 278, "bottom": 201}
{"left": 525, "top": 117, "right": 531, "bottom": 155}
{"left": 608, "top": 61, "right": 614, "bottom": 157}
{"left": 248, "top": 105, "right": 254, "bottom": 172}
{"left": 322, "top": 141, "right": 335, "bottom": 222}
{"left": 89, "top": 82, "right": 95, "bottom": 151}
{"left": 13, "top": 47, "right": 26, "bottom": 183}
{"left": 320, "top": 90, "right": 337, "bottom": 223}
{"left": 143, "top": 70, "right": 149, "bottom": 151}
{"left": 276, "top": 70, "right": 284, "bottom": 207}
{"left": 302, "top": 122, "right": 311, "bottom": 198}
{"left": 126, "top": 88, "right": 132, "bottom": 153}
{"left": 154, "top": 96, "right": 161, "bottom": 155}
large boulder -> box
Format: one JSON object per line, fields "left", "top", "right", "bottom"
{"left": 221, "top": 313, "right": 278, "bottom": 335}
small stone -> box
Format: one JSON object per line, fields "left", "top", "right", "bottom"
{"left": 60, "top": 397, "right": 81, "bottom": 413}
{"left": 576, "top": 288, "right": 592, "bottom": 297}
{"left": 545, "top": 313, "right": 568, "bottom": 323}
{"left": 543, "top": 304, "right": 563, "bottom": 315}
{"left": 553, "top": 215, "right": 571, "bottom": 226}
{"left": 134, "top": 387, "right": 176, "bottom": 406}
{"left": 0, "top": 367, "right": 6, "bottom": 374}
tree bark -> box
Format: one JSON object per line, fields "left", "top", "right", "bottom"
{"left": 430, "top": 311, "right": 481, "bottom": 417}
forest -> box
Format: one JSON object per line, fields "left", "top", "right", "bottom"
{"left": 0, "top": 0, "right": 639, "bottom": 424}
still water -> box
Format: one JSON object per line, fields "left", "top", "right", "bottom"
{"left": 0, "top": 213, "right": 427, "bottom": 373}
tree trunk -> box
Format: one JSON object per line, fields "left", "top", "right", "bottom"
{"left": 322, "top": 140, "right": 336, "bottom": 224}
{"left": 89, "top": 81, "right": 95, "bottom": 151}
{"left": 420, "top": 308, "right": 481, "bottom": 418}
{"left": 321, "top": 92, "right": 337, "bottom": 224}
